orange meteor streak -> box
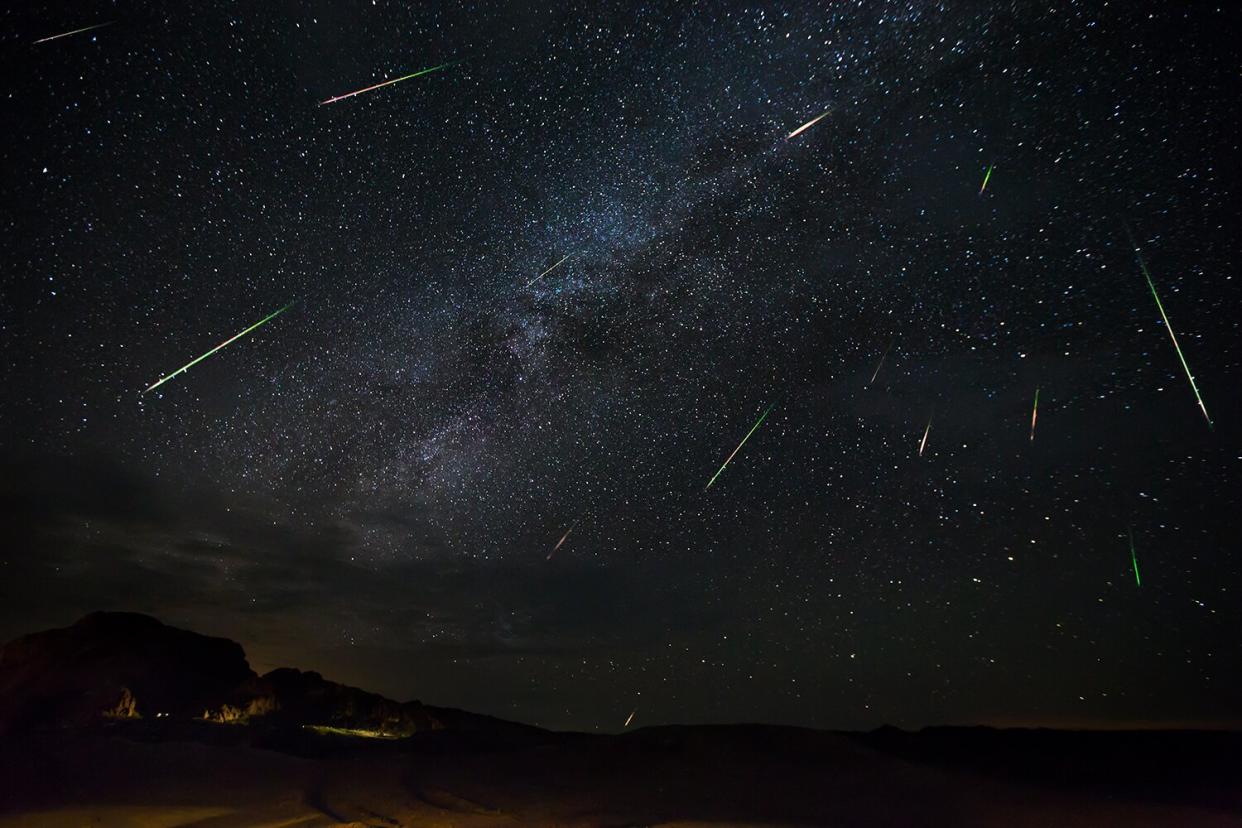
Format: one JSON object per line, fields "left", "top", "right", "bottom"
{"left": 319, "top": 60, "right": 459, "bottom": 106}
{"left": 786, "top": 110, "right": 830, "bottom": 139}
{"left": 547, "top": 525, "right": 574, "bottom": 560}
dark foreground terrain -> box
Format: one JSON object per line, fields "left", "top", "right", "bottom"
{"left": 3, "top": 723, "right": 1242, "bottom": 827}
{"left": 2, "top": 614, "right": 1238, "bottom": 827}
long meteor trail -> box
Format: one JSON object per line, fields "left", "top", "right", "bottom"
{"left": 34, "top": 22, "right": 113, "bottom": 44}
{"left": 1129, "top": 529, "right": 1141, "bottom": 587}
{"left": 143, "top": 302, "right": 293, "bottom": 394}
{"left": 787, "top": 110, "right": 829, "bottom": 139}
{"left": 526, "top": 253, "right": 572, "bottom": 288}
{"left": 1125, "top": 225, "right": 1211, "bottom": 428}
{"left": 918, "top": 416, "right": 932, "bottom": 457}
{"left": 705, "top": 402, "right": 776, "bottom": 490}
{"left": 319, "top": 60, "right": 459, "bottom": 106}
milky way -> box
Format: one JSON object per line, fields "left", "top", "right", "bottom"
{"left": 1, "top": 1, "right": 1238, "bottom": 732}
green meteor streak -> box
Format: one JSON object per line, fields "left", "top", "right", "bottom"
{"left": 1129, "top": 529, "right": 1141, "bottom": 587}
{"left": 705, "top": 402, "right": 776, "bottom": 490}
{"left": 1125, "top": 226, "right": 1212, "bottom": 428}
{"left": 144, "top": 302, "right": 293, "bottom": 394}
{"left": 979, "top": 164, "right": 993, "bottom": 194}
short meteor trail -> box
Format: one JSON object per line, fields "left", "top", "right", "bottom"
{"left": 1029, "top": 387, "right": 1040, "bottom": 442}
{"left": 547, "top": 524, "right": 574, "bottom": 561}
{"left": 1129, "top": 529, "right": 1141, "bottom": 587}
{"left": 918, "top": 416, "right": 932, "bottom": 457}
{"left": 319, "top": 60, "right": 459, "bottom": 106}
{"left": 143, "top": 302, "right": 293, "bottom": 394}
{"left": 705, "top": 402, "right": 776, "bottom": 490}
{"left": 786, "top": 110, "right": 829, "bottom": 140}
{"left": 869, "top": 341, "right": 893, "bottom": 386}
{"left": 34, "top": 21, "right": 113, "bottom": 44}
{"left": 1124, "top": 225, "right": 1211, "bottom": 428}
{"left": 979, "top": 164, "right": 994, "bottom": 194}
{"left": 526, "top": 253, "right": 572, "bottom": 288}
{"left": 624, "top": 710, "right": 636, "bottom": 728}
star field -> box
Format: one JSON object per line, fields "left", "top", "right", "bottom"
{"left": 1, "top": 0, "right": 1239, "bottom": 731}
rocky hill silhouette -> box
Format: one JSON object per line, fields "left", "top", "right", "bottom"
{"left": 0, "top": 611, "right": 513, "bottom": 738}
{"left": 1, "top": 613, "right": 1240, "bottom": 826}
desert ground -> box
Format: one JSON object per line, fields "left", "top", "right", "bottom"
{"left": 2, "top": 723, "right": 1240, "bottom": 827}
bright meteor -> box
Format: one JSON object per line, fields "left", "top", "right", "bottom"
{"left": 624, "top": 710, "right": 636, "bottom": 728}
{"left": 143, "top": 302, "right": 293, "bottom": 394}
{"left": 705, "top": 402, "right": 776, "bottom": 490}
{"left": 547, "top": 525, "right": 574, "bottom": 561}
{"left": 34, "top": 22, "right": 113, "bottom": 44}
{"left": 526, "top": 253, "right": 573, "bottom": 288}
{"left": 1129, "top": 529, "right": 1141, "bottom": 587}
{"left": 1125, "top": 225, "right": 1212, "bottom": 428}
{"left": 1029, "top": 387, "right": 1040, "bottom": 442}
{"left": 918, "top": 416, "right": 932, "bottom": 457}
{"left": 979, "top": 164, "right": 994, "bottom": 194}
{"left": 319, "top": 60, "right": 459, "bottom": 106}
{"left": 786, "top": 110, "right": 829, "bottom": 140}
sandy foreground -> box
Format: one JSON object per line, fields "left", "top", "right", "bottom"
{"left": 1, "top": 725, "right": 1239, "bottom": 827}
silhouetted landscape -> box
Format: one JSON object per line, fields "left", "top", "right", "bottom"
{"left": 1, "top": 613, "right": 1238, "bottom": 826}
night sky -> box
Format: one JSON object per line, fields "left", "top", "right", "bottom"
{"left": 2, "top": 1, "right": 1239, "bottom": 733}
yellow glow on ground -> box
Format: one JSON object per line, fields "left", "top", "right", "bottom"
{"left": 303, "top": 724, "right": 401, "bottom": 740}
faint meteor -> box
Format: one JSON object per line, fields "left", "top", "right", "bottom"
{"left": 1124, "top": 225, "right": 1211, "bottom": 428}
{"left": 143, "top": 302, "right": 293, "bottom": 394}
{"left": 979, "top": 164, "right": 994, "bottom": 194}
{"left": 624, "top": 710, "right": 636, "bottom": 728}
{"left": 1029, "top": 387, "right": 1040, "bottom": 442}
{"left": 526, "top": 253, "right": 573, "bottom": 288}
{"left": 869, "top": 340, "right": 893, "bottom": 386}
{"left": 319, "top": 60, "right": 459, "bottom": 106}
{"left": 786, "top": 110, "right": 829, "bottom": 140}
{"left": 1129, "top": 529, "right": 1141, "bottom": 587}
{"left": 918, "top": 416, "right": 932, "bottom": 457}
{"left": 34, "top": 21, "right": 113, "bottom": 44}
{"left": 547, "top": 524, "right": 574, "bottom": 561}
{"left": 705, "top": 402, "right": 776, "bottom": 490}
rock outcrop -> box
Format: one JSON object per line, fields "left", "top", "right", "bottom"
{"left": 0, "top": 612, "right": 255, "bottom": 733}
{"left": 103, "top": 686, "right": 141, "bottom": 720}
{"left": 0, "top": 612, "right": 449, "bottom": 738}
{"left": 249, "top": 668, "right": 441, "bottom": 735}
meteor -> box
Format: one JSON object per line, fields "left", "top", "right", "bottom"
{"left": 34, "top": 21, "right": 113, "bottom": 44}
{"left": 143, "top": 302, "right": 294, "bottom": 394}
{"left": 979, "top": 164, "right": 994, "bottom": 194}
{"left": 869, "top": 340, "right": 892, "bottom": 386}
{"left": 319, "top": 60, "right": 459, "bottom": 106}
{"left": 1129, "top": 529, "right": 1141, "bottom": 587}
{"left": 705, "top": 402, "right": 776, "bottom": 490}
{"left": 526, "top": 253, "right": 573, "bottom": 288}
{"left": 624, "top": 710, "right": 635, "bottom": 728}
{"left": 1124, "top": 226, "right": 1211, "bottom": 428}
{"left": 786, "top": 110, "right": 829, "bottom": 140}
{"left": 1029, "top": 387, "right": 1040, "bottom": 442}
{"left": 918, "top": 416, "right": 932, "bottom": 457}
{"left": 547, "top": 525, "right": 574, "bottom": 561}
